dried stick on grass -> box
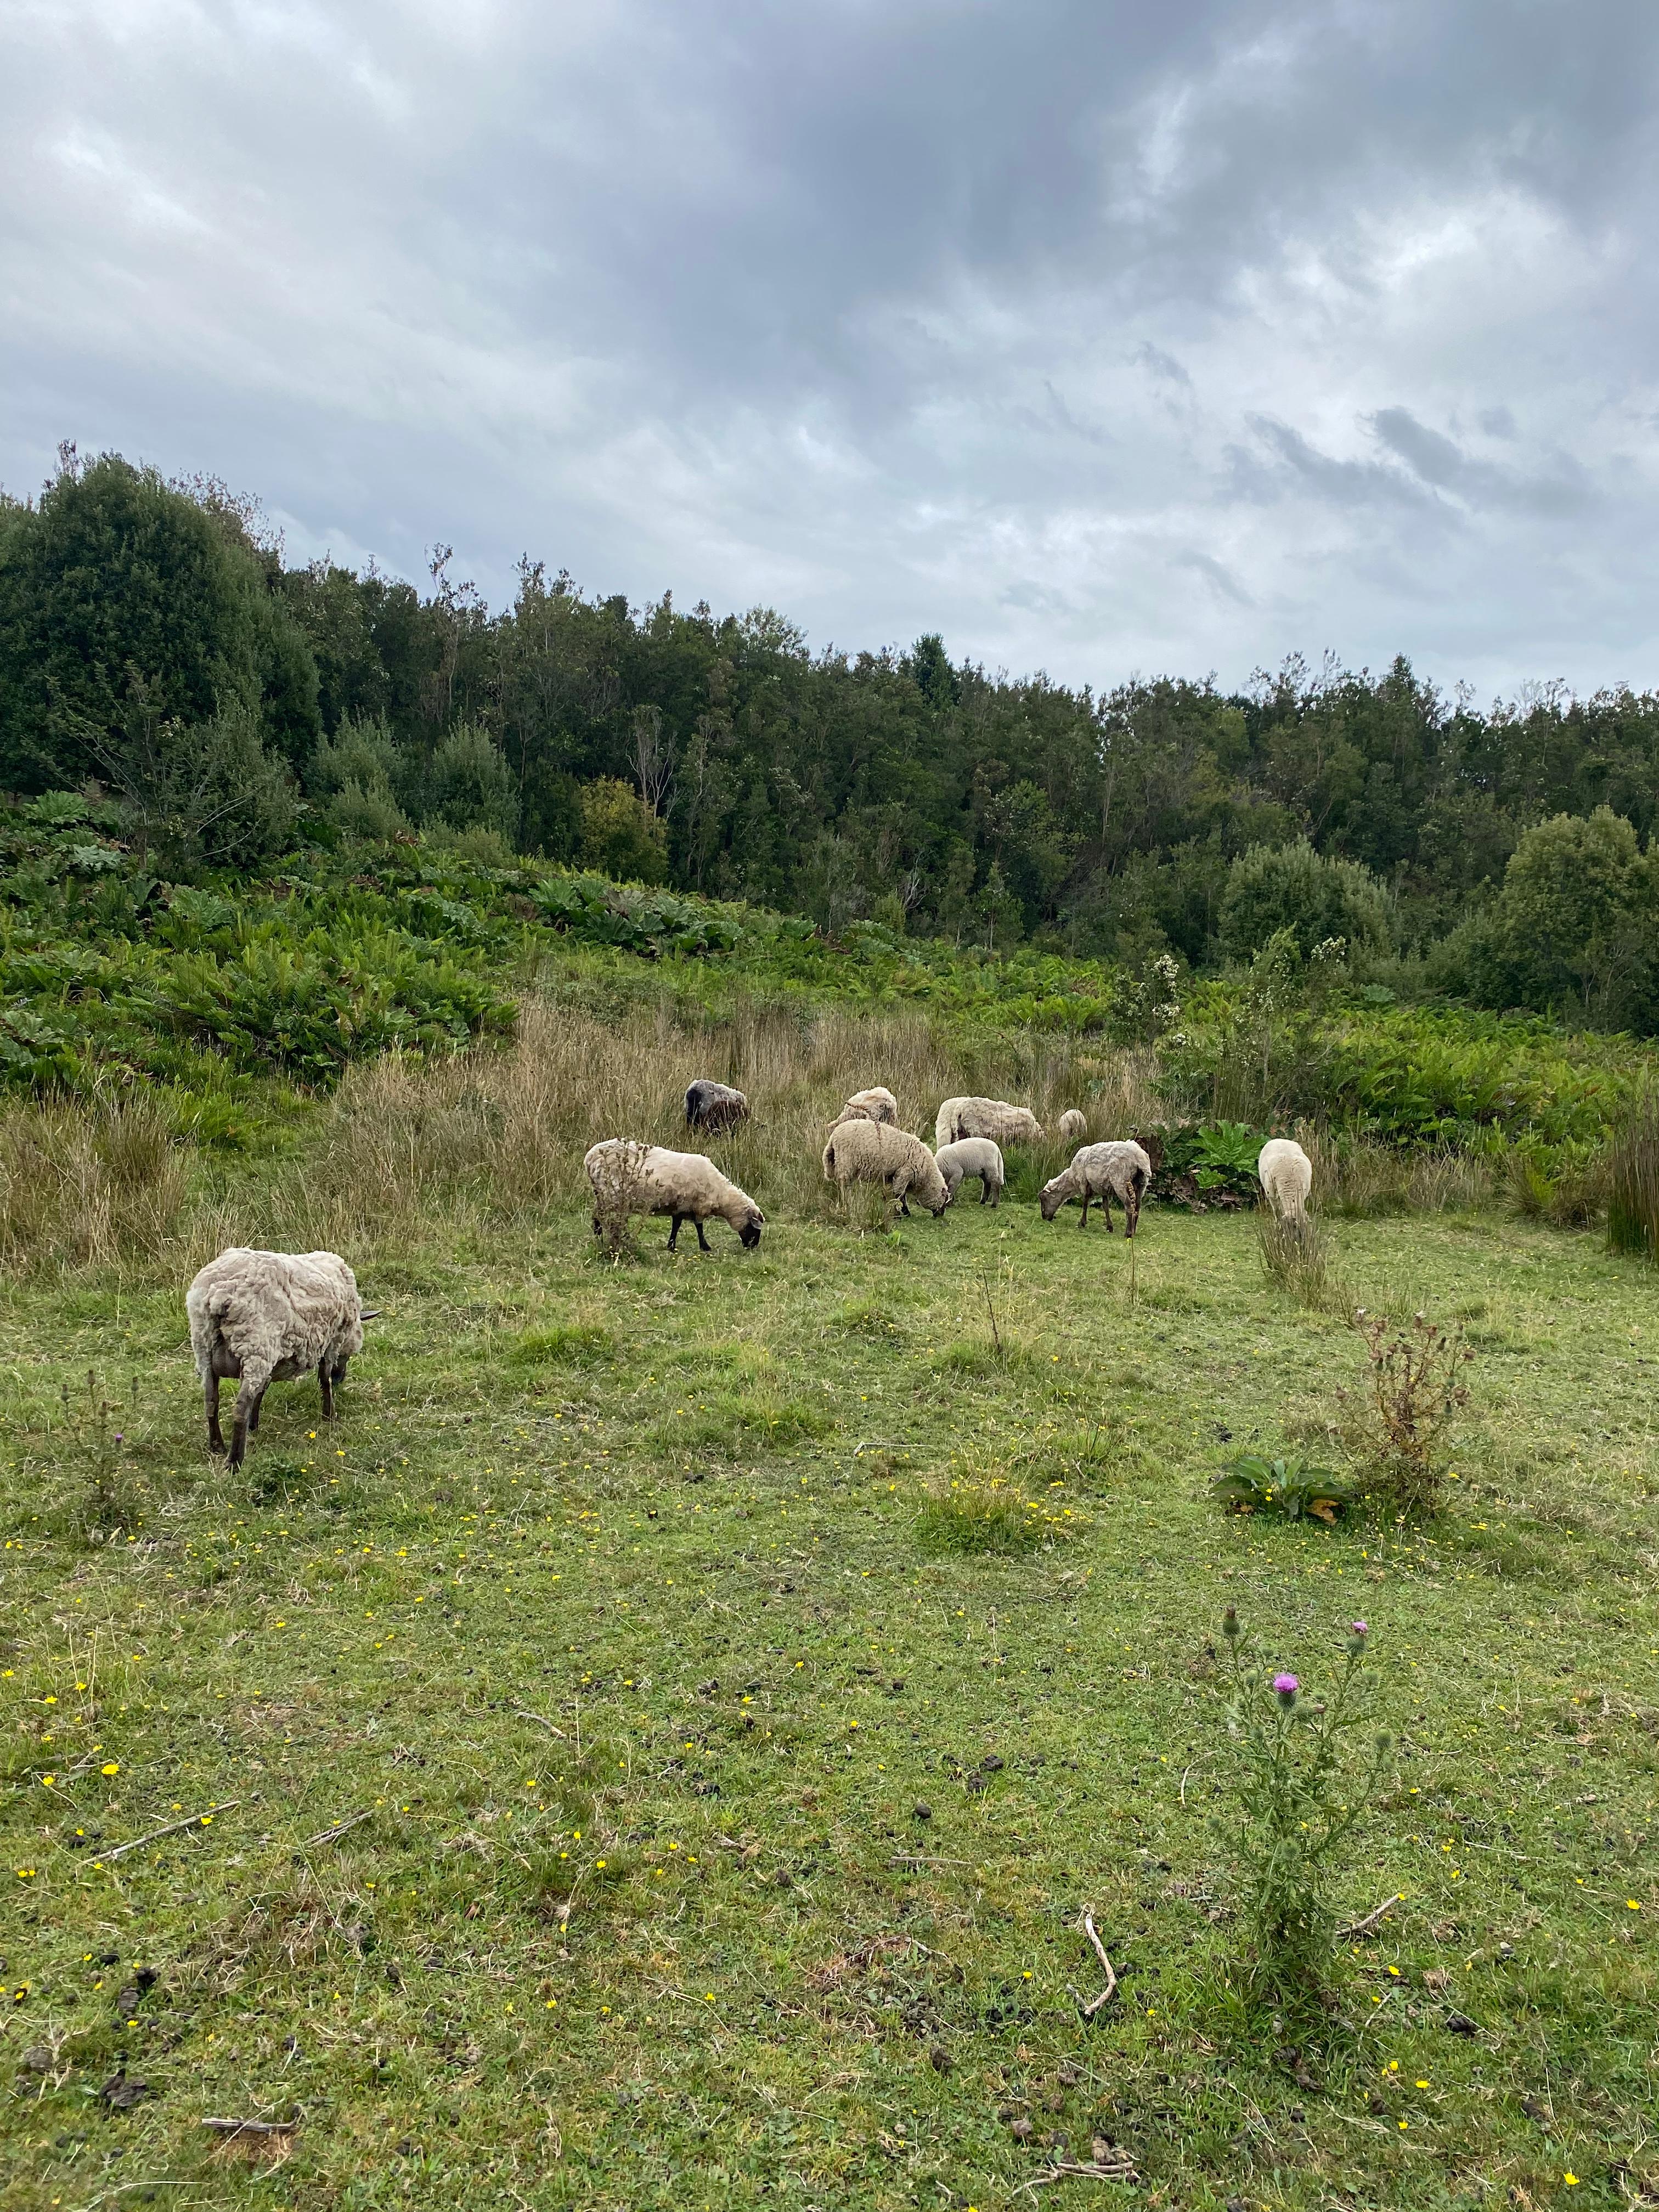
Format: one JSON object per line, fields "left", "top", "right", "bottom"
{"left": 1079, "top": 1910, "right": 1119, "bottom": 2016}
{"left": 201, "top": 2117, "right": 300, "bottom": 2138}
{"left": 1336, "top": 1892, "right": 1405, "bottom": 1941}
{"left": 302, "top": 1809, "right": 371, "bottom": 1850}
{"left": 100, "top": 1799, "right": 241, "bottom": 1861}
{"left": 515, "top": 1708, "right": 566, "bottom": 1736}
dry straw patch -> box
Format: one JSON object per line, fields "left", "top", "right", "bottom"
{"left": 0, "top": 1093, "right": 187, "bottom": 1274}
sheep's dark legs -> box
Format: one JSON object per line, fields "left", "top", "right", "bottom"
{"left": 205, "top": 1373, "right": 225, "bottom": 1455}
{"left": 695, "top": 1221, "right": 711, "bottom": 1252}
{"left": 1124, "top": 1195, "right": 1140, "bottom": 1239}
{"left": 318, "top": 1358, "right": 336, "bottom": 1421}
{"left": 1078, "top": 1193, "right": 1090, "bottom": 1230}
{"left": 228, "top": 1377, "right": 268, "bottom": 1470}
{"left": 1102, "top": 1198, "right": 1115, "bottom": 1234}
{"left": 667, "top": 1216, "right": 682, "bottom": 1250}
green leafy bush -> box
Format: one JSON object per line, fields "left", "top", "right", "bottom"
{"left": 1211, "top": 1454, "right": 1352, "bottom": 1523}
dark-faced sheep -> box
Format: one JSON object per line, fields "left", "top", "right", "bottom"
{"left": 685, "top": 1080, "right": 750, "bottom": 1134}
{"left": 187, "top": 1248, "right": 378, "bottom": 1469}
{"left": 585, "top": 1139, "right": 763, "bottom": 1252}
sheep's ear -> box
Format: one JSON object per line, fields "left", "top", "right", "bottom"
{"left": 359, "top": 1307, "right": 382, "bottom": 1321}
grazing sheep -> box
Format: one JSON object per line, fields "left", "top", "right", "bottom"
{"left": 1058, "top": 1108, "right": 1087, "bottom": 1147}
{"left": 685, "top": 1079, "right": 750, "bottom": 1134}
{"left": 585, "top": 1139, "right": 763, "bottom": 1252}
{"left": 933, "top": 1096, "right": 1045, "bottom": 1150}
{"left": 1039, "top": 1139, "right": 1154, "bottom": 1237}
{"left": 187, "top": 1248, "right": 377, "bottom": 1470}
{"left": 827, "top": 1085, "right": 900, "bottom": 1132}
{"left": 822, "top": 1118, "right": 949, "bottom": 1217}
{"left": 1258, "top": 1137, "right": 1313, "bottom": 1223}
{"left": 935, "top": 1136, "right": 1005, "bottom": 1206}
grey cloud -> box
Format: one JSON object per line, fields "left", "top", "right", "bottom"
{"left": 2, "top": 1, "right": 1659, "bottom": 697}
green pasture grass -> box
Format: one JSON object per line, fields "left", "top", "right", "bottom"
{"left": 1, "top": 1195, "right": 1656, "bottom": 2209}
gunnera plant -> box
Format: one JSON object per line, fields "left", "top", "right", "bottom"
{"left": 1213, "top": 1610, "right": 1391, "bottom": 2012}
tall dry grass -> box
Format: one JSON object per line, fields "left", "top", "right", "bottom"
{"left": 1606, "top": 1088, "right": 1659, "bottom": 1261}
{"left": 1299, "top": 1130, "right": 1494, "bottom": 1218}
{"left": 0, "top": 1095, "right": 188, "bottom": 1274}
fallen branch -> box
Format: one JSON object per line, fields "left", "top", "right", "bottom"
{"left": 98, "top": 1801, "right": 241, "bottom": 1863}
{"left": 303, "top": 1809, "right": 371, "bottom": 1850}
{"left": 514, "top": 1708, "right": 565, "bottom": 1736}
{"left": 1080, "top": 1910, "right": 1119, "bottom": 2018}
{"left": 1337, "top": 1892, "right": 1404, "bottom": 1942}
{"left": 201, "top": 2117, "right": 300, "bottom": 2139}
{"left": 1027, "top": 2151, "right": 1141, "bottom": 2188}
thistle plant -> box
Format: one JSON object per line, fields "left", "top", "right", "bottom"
{"left": 1214, "top": 1609, "right": 1391, "bottom": 2006}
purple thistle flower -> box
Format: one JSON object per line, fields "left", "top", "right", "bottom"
{"left": 1273, "top": 1672, "right": 1299, "bottom": 1706}
{"left": 1351, "top": 1621, "right": 1368, "bottom": 1636}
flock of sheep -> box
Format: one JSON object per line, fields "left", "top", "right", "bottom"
{"left": 184, "top": 1079, "right": 1311, "bottom": 1468}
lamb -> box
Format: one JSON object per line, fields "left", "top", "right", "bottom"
{"left": 1039, "top": 1139, "right": 1154, "bottom": 1237}
{"left": 933, "top": 1096, "right": 1045, "bottom": 1150}
{"left": 934, "top": 1136, "right": 1005, "bottom": 1207}
{"left": 684, "top": 1079, "right": 750, "bottom": 1134}
{"left": 1258, "top": 1136, "right": 1313, "bottom": 1223}
{"left": 822, "top": 1118, "right": 949, "bottom": 1217}
{"left": 187, "top": 1247, "right": 378, "bottom": 1470}
{"left": 1058, "top": 1108, "right": 1087, "bottom": 1147}
{"left": 826, "top": 1085, "right": 900, "bottom": 1132}
{"left": 584, "top": 1139, "right": 763, "bottom": 1252}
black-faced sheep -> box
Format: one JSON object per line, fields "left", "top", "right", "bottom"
{"left": 822, "top": 1118, "right": 949, "bottom": 1217}
{"left": 933, "top": 1096, "right": 1045, "bottom": 1149}
{"left": 685, "top": 1080, "right": 750, "bottom": 1134}
{"left": 187, "top": 1247, "right": 378, "bottom": 1469}
{"left": 1039, "top": 1139, "right": 1153, "bottom": 1237}
{"left": 1258, "top": 1137, "right": 1313, "bottom": 1222}
{"left": 584, "top": 1139, "right": 763, "bottom": 1252}
{"left": 1058, "top": 1108, "right": 1087, "bottom": 1147}
{"left": 935, "top": 1136, "right": 1005, "bottom": 1206}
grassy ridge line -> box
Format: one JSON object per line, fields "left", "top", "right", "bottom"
{"left": 3, "top": 799, "right": 1655, "bottom": 1173}
{"left": 1, "top": 1199, "right": 1655, "bottom": 2208}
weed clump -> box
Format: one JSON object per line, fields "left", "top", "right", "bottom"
{"left": 1213, "top": 1609, "right": 1391, "bottom": 2013}
{"left": 1340, "top": 1310, "right": 1472, "bottom": 1517}
{"left": 1211, "top": 1453, "right": 1352, "bottom": 1523}
{"left": 915, "top": 1470, "right": 1075, "bottom": 1556}
{"left": 1255, "top": 1207, "right": 1353, "bottom": 1313}
{"left": 509, "top": 1323, "right": 615, "bottom": 1367}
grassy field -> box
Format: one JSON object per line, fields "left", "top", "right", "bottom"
{"left": 2, "top": 1115, "right": 1656, "bottom": 2209}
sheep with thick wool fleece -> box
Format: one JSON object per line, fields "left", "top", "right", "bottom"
{"left": 1058, "top": 1108, "right": 1087, "bottom": 1147}
{"left": 822, "top": 1118, "right": 949, "bottom": 1217}
{"left": 934, "top": 1136, "right": 1005, "bottom": 1206}
{"left": 1039, "top": 1139, "right": 1153, "bottom": 1237}
{"left": 1258, "top": 1137, "right": 1313, "bottom": 1222}
{"left": 826, "top": 1085, "right": 900, "bottom": 1133}
{"left": 187, "top": 1247, "right": 376, "bottom": 1470}
{"left": 684, "top": 1079, "right": 749, "bottom": 1133}
{"left": 585, "top": 1141, "right": 763, "bottom": 1252}
{"left": 933, "top": 1096, "right": 1044, "bottom": 1150}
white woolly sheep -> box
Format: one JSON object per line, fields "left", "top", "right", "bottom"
{"left": 934, "top": 1136, "right": 1005, "bottom": 1207}
{"left": 933, "top": 1096, "right": 1045, "bottom": 1150}
{"left": 826, "top": 1085, "right": 900, "bottom": 1133}
{"left": 1039, "top": 1139, "right": 1154, "bottom": 1237}
{"left": 685, "top": 1079, "right": 749, "bottom": 1133}
{"left": 1258, "top": 1136, "right": 1313, "bottom": 1222}
{"left": 187, "top": 1247, "right": 378, "bottom": 1470}
{"left": 1058, "top": 1108, "right": 1087, "bottom": 1147}
{"left": 822, "top": 1118, "right": 949, "bottom": 1217}
{"left": 584, "top": 1139, "right": 764, "bottom": 1253}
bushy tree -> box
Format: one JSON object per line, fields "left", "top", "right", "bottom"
{"left": 0, "top": 450, "right": 318, "bottom": 791}
{"left": 424, "top": 722, "right": 518, "bottom": 842}
{"left": 1220, "top": 839, "right": 1392, "bottom": 963}
{"left": 93, "top": 689, "right": 296, "bottom": 872}
{"left": 1479, "top": 808, "right": 1659, "bottom": 1026}
{"left": 578, "top": 777, "right": 668, "bottom": 884}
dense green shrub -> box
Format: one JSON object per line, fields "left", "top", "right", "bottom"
{"left": 1219, "top": 840, "right": 1393, "bottom": 963}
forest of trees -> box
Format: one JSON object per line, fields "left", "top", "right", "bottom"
{"left": 5, "top": 448, "right": 1659, "bottom": 1028}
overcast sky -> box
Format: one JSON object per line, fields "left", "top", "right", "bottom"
{"left": 4, "top": 0, "right": 1657, "bottom": 699}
